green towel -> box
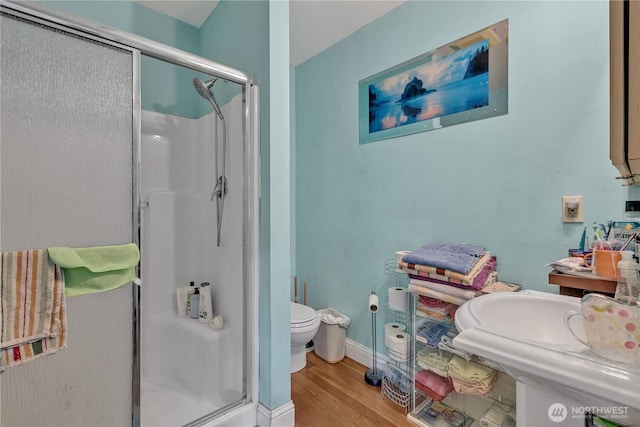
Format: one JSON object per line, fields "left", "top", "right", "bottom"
{"left": 48, "top": 244, "right": 140, "bottom": 297}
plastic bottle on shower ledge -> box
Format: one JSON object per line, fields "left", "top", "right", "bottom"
{"left": 199, "top": 282, "right": 213, "bottom": 323}
{"left": 186, "top": 281, "right": 195, "bottom": 315}
{"left": 190, "top": 287, "right": 200, "bottom": 319}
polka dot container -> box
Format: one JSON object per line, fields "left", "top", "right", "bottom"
{"left": 581, "top": 293, "right": 640, "bottom": 365}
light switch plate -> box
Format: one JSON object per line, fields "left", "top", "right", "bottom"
{"left": 562, "top": 196, "right": 584, "bottom": 223}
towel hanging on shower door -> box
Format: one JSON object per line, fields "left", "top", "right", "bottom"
{"left": 0, "top": 249, "right": 67, "bottom": 368}
{"left": 48, "top": 243, "right": 140, "bottom": 297}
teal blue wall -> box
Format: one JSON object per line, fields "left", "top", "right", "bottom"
{"left": 268, "top": 0, "right": 291, "bottom": 410}
{"left": 199, "top": 0, "right": 269, "bottom": 116}
{"left": 294, "top": 1, "right": 640, "bottom": 348}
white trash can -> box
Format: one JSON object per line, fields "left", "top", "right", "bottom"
{"left": 314, "top": 308, "right": 351, "bottom": 363}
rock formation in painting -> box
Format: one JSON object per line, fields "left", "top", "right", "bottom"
{"left": 464, "top": 45, "right": 489, "bottom": 79}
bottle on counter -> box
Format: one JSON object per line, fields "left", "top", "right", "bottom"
{"left": 615, "top": 251, "right": 640, "bottom": 306}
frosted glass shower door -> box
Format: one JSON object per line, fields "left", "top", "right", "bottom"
{"left": 1, "top": 12, "right": 136, "bottom": 426}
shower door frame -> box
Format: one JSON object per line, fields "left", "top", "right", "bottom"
{"left": 0, "top": 2, "right": 260, "bottom": 426}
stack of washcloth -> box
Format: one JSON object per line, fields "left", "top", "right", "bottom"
{"left": 416, "top": 295, "right": 458, "bottom": 321}
{"left": 415, "top": 369, "right": 454, "bottom": 402}
{"left": 399, "top": 243, "right": 498, "bottom": 301}
{"left": 479, "top": 402, "right": 516, "bottom": 427}
{"left": 447, "top": 355, "right": 497, "bottom": 396}
{"left": 416, "top": 346, "right": 453, "bottom": 378}
{"left": 416, "top": 319, "right": 456, "bottom": 348}
{"left": 1, "top": 249, "right": 67, "bottom": 368}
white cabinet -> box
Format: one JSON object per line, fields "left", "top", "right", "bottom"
{"left": 610, "top": 0, "right": 640, "bottom": 184}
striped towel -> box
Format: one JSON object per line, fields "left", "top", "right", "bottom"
{"left": 399, "top": 252, "right": 491, "bottom": 286}
{"left": 1, "top": 250, "right": 67, "bottom": 368}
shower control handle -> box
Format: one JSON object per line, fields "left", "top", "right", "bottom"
{"left": 210, "top": 176, "right": 228, "bottom": 201}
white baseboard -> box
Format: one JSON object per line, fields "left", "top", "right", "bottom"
{"left": 200, "top": 403, "right": 257, "bottom": 427}
{"left": 257, "top": 400, "right": 295, "bottom": 427}
{"left": 345, "top": 338, "right": 390, "bottom": 371}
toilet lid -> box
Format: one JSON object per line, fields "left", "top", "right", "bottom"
{"left": 291, "top": 302, "right": 317, "bottom": 324}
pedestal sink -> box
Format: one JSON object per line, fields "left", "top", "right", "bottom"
{"left": 453, "top": 290, "right": 640, "bottom": 426}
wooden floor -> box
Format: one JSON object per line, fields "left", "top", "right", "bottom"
{"left": 291, "top": 352, "right": 414, "bottom": 427}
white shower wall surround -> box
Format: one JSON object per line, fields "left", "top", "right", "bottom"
{"left": 140, "top": 96, "right": 245, "bottom": 426}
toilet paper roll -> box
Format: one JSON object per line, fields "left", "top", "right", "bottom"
{"left": 388, "top": 351, "right": 409, "bottom": 363}
{"left": 387, "top": 347, "right": 409, "bottom": 362}
{"left": 388, "top": 287, "right": 408, "bottom": 312}
{"left": 384, "top": 322, "right": 406, "bottom": 347}
{"left": 386, "top": 331, "right": 409, "bottom": 356}
{"left": 396, "top": 251, "right": 410, "bottom": 266}
{"left": 368, "top": 293, "right": 379, "bottom": 313}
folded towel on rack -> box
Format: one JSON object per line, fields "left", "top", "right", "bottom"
{"left": 416, "top": 306, "right": 452, "bottom": 322}
{"left": 415, "top": 369, "right": 454, "bottom": 401}
{"left": 410, "top": 285, "right": 469, "bottom": 306}
{"left": 448, "top": 355, "right": 496, "bottom": 382}
{"left": 416, "top": 360, "right": 448, "bottom": 378}
{"left": 416, "top": 320, "right": 456, "bottom": 347}
{"left": 48, "top": 243, "right": 139, "bottom": 296}
{"left": 418, "top": 295, "right": 450, "bottom": 308}
{"left": 410, "top": 278, "right": 480, "bottom": 300}
{"left": 417, "top": 346, "right": 453, "bottom": 376}
{"left": 480, "top": 402, "right": 516, "bottom": 427}
{"left": 409, "top": 257, "right": 497, "bottom": 291}
{"left": 448, "top": 355, "right": 497, "bottom": 396}
{"left": 407, "top": 243, "right": 486, "bottom": 259}
{"left": 399, "top": 252, "right": 491, "bottom": 286}
{"left": 1, "top": 249, "right": 67, "bottom": 368}
{"left": 402, "top": 243, "right": 487, "bottom": 275}
{"left": 438, "top": 336, "right": 471, "bottom": 361}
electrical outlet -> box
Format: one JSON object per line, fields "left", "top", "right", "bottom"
{"left": 562, "top": 196, "right": 584, "bottom": 223}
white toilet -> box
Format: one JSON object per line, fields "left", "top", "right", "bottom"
{"left": 290, "top": 301, "right": 320, "bottom": 373}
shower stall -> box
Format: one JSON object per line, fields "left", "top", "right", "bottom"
{"left": 139, "top": 82, "right": 255, "bottom": 426}
{"left": 0, "top": 2, "right": 259, "bottom": 426}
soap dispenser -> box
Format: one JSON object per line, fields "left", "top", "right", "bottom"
{"left": 189, "top": 286, "right": 200, "bottom": 319}
{"left": 615, "top": 250, "right": 640, "bottom": 306}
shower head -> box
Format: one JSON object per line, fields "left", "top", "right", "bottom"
{"left": 193, "top": 77, "right": 224, "bottom": 120}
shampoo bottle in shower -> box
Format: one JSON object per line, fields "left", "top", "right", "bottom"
{"left": 199, "top": 282, "right": 213, "bottom": 323}
{"left": 190, "top": 286, "right": 200, "bottom": 319}
{"left": 186, "top": 281, "right": 195, "bottom": 315}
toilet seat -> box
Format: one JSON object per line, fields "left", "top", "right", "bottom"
{"left": 291, "top": 302, "right": 318, "bottom": 329}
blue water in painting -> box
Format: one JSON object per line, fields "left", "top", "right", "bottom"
{"left": 369, "top": 73, "right": 489, "bottom": 133}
